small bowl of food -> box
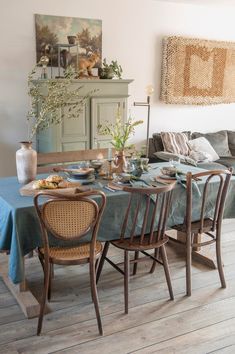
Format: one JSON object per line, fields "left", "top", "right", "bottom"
{"left": 161, "top": 166, "right": 177, "bottom": 177}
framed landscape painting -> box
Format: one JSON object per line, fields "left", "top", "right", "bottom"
{"left": 35, "top": 14, "right": 102, "bottom": 68}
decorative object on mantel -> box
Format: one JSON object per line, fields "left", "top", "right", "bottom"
{"left": 160, "top": 36, "right": 235, "bottom": 105}
{"left": 98, "top": 111, "right": 143, "bottom": 173}
{"left": 99, "top": 58, "right": 123, "bottom": 79}
{"left": 78, "top": 52, "right": 100, "bottom": 78}
{"left": 35, "top": 14, "right": 102, "bottom": 78}
{"left": 134, "top": 84, "right": 154, "bottom": 157}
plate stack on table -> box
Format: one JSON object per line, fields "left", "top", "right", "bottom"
{"left": 65, "top": 167, "right": 95, "bottom": 185}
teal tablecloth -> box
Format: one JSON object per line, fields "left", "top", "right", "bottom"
{"left": 0, "top": 163, "right": 235, "bottom": 284}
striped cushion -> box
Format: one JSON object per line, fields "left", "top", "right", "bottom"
{"left": 161, "top": 132, "right": 189, "bottom": 156}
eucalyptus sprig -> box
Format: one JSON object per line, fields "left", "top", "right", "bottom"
{"left": 98, "top": 111, "right": 143, "bottom": 151}
{"left": 27, "top": 65, "right": 94, "bottom": 141}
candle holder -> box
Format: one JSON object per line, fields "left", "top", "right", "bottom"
{"left": 103, "top": 159, "right": 114, "bottom": 180}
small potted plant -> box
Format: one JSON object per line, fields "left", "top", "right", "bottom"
{"left": 99, "top": 58, "right": 123, "bottom": 79}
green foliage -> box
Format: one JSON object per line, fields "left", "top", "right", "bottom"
{"left": 98, "top": 111, "right": 143, "bottom": 151}
{"left": 102, "top": 58, "right": 123, "bottom": 79}
{"left": 27, "top": 65, "right": 93, "bottom": 140}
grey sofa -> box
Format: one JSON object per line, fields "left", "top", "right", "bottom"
{"left": 148, "top": 130, "right": 235, "bottom": 171}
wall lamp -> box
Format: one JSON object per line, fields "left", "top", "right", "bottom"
{"left": 133, "top": 84, "right": 154, "bottom": 157}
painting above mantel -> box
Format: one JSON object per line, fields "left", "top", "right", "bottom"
{"left": 35, "top": 14, "right": 102, "bottom": 70}
{"left": 160, "top": 36, "right": 235, "bottom": 105}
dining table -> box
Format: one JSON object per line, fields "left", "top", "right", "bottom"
{"left": 0, "top": 162, "right": 235, "bottom": 318}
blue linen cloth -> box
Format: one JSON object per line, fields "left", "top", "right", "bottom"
{"left": 0, "top": 163, "right": 235, "bottom": 284}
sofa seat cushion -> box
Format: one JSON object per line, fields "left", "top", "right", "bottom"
{"left": 216, "top": 156, "right": 235, "bottom": 171}
{"left": 192, "top": 130, "right": 231, "bottom": 156}
{"left": 197, "top": 161, "right": 228, "bottom": 170}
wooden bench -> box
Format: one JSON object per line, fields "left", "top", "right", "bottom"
{"left": 37, "top": 148, "right": 113, "bottom": 173}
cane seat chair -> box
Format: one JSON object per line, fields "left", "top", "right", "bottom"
{"left": 96, "top": 183, "right": 176, "bottom": 314}
{"left": 171, "top": 169, "right": 232, "bottom": 296}
{"left": 34, "top": 190, "right": 106, "bottom": 335}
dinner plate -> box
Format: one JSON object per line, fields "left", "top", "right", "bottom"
{"left": 67, "top": 176, "right": 95, "bottom": 184}
{"left": 159, "top": 174, "right": 176, "bottom": 180}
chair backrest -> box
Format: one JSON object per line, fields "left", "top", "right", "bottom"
{"left": 186, "top": 169, "right": 232, "bottom": 234}
{"left": 37, "top": 148, "right": 114, "bottom": 173}
{"left": 34, "top": 190, "right": 106, "bottom": 250}
{"left": 120, "top": 183, "right": 176, "bottom": 245}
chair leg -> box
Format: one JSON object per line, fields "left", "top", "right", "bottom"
{"left": 132, "top": 251, "right": 139, "bottom": 275}
{"left": 150, "top": 248, "right": 159, "bottom": 274}
{"left": 37, "top": 259, "right": 50, "bottom": 335}
{"left": 160, "top": 245, "right": 174, "bottom": 300}
{"left": 47, "top": 263, "right": 53, "bottom": 301}
{"left": 124, "top": 250, "right": 129, "bottom": 314}
{"left": 96, "top": 241, "right": 110, "bottom": 284}
{"left": 216, "top": 230, "right": 226, "bottom": 288}
{"left": 90, "top": 259, "right": 103, "bottom": 335}
{"left": 186, "top": 233, "right": 192, "bottom": 296}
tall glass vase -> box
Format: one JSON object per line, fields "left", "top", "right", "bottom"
{"left": 16, "top": 142, "right": 37, "bottom": 184}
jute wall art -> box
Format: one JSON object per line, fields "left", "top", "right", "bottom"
{"left": 160, "top": 36, "right": 235, "bottom": 105}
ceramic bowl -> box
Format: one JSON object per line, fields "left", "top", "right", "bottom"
{"left": 161, "top": 166, "right": 177, "bottom": 177}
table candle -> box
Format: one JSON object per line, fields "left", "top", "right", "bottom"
{"left": 108, "top": 148, "right": 112, "bottom": 160}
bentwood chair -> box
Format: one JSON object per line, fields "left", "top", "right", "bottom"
{"left": 171, "top": 169, "right": 232, "bottom": 296}
{"left": 34, "top": 190, "right": 106, "bottom": 335}
{"left": 96, "top": 183, "right": 176, "bottom": 314}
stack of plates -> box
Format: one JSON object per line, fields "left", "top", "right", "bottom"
{"left": 65, "top": 168, "right": 95, "bottom": 185}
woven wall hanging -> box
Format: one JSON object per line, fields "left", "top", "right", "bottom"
{"left": 160, "top": 36, "right": 235, "bottom": 105}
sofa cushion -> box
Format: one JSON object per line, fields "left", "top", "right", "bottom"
{"left": 227, "top": 131, "right": 235, "bottom": 156}
{"left": 160, "top": 132, "right": 190, "bottom": 155}
{"left": 192, "top": 131, "right": 231, "bottom": 156}
{"left": 197, "top": 161, "right": 228, "bottom": 170}
{"left": 216, "top": 156, "right": 235, "bottom": 172}
{"left": 152, "top": 131, "right": 191, "bottom": 153}
{"left": 188, "top": 137, "right": 219, "bottom": 162}
{"left": 154, "top": 151, "right": 197, "bottom": 166}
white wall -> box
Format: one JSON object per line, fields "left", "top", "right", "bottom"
{"left": 0, "top": 0, "right": 235, "bottom": 176}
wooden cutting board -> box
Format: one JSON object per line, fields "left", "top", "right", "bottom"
{"left": 20, "top": 180, "right": 83, "bottom": 196}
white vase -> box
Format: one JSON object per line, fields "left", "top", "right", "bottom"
{"left": 16, "top": 142, "right": 37, "bottom": 184}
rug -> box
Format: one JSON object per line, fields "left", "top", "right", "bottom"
{"left": 160, "top": 36, "right": 235, "bottom": 105}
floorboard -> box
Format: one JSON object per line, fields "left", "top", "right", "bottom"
{"left": 0, "top": 219, "right": 235, "bottom": 354}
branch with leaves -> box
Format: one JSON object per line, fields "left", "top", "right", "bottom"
{"left": 27, "top": 65, "right": 95, "bottom": 141}
{"left": 98, "top": 111, "right": 143, "bottom": 151}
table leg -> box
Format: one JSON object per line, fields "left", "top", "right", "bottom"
{"left": 167, "top": 230, "right": 217, "bottom": 269}
{"left": 0, "top": 253, "right": 41, "bottom": 318}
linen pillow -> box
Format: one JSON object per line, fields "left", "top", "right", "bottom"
{"left": 160, "top": 132, "right": 189, "bottom": 155}
{"left": 188, "top": 137, "right": 219, "bottom": 162}
{"left": 154, "top": 151, "right": 197, "bottom": 166}
{"left": 192, "top": 131, "right": 231, "bottom": 157}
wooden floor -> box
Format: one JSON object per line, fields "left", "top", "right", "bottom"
{"left": 1, "top": 220, "right": 235, "bottom": 354}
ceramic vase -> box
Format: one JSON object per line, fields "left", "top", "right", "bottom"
{"left": 16, "top": 142, "right": 37, "bottom": 184}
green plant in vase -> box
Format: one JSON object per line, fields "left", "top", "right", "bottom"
{"left": 98, "top": 111, "right": 143, "bottom": 173}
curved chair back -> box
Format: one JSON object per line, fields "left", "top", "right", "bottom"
{"left": 34, "top": 190, "right": 106, "bottom": 249}
{"left": 121, "top": 183, "right": 176, "bottom": 246}
{"left": 185, "top": 169, "right": 232, "bottom": 234}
